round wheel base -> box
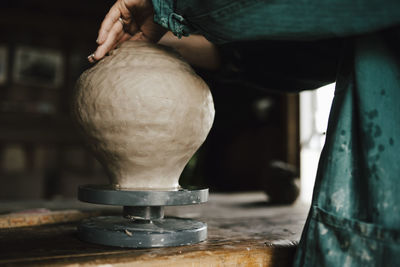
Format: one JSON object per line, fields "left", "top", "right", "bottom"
{"left": 77, "top": 216, "right": 207, "bottom": 248}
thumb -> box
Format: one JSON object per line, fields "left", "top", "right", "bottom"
{"left": 140, "top": 16, "right": 167, "bottom": 43}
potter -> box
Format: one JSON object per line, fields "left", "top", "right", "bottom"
{"left": 73, "top": 41, "right": 214, "bottom": 190}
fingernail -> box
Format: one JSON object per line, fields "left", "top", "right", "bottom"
{"left": 96, "top": 38, "right": 99, "bottom": 44}
{"left": 87, "top": 53, "right": 96, "bottom": 63}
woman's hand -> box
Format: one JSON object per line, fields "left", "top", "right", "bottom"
{"left": 89, "top": 0, "right": 166, "bottom": 63}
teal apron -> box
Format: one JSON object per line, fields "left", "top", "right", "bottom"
{"left": 152, "top": 0, "right": 400, "bottom": 265}
{"left": 294, "top": 31, "right": 400, "bottom": 266}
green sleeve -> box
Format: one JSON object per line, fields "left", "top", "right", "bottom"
{"left": 152, "top": 0, "right": 400, "bottom": 42}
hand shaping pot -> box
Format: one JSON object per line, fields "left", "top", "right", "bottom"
{"left": 73, "top": 41, "right": 215, "bottom": 190}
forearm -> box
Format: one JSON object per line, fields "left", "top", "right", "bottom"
{"left": 152, "top": 0, "right": 400, "bottom": 42}
{"left": 159, "top": 32, "right": 221, "bottom": 70}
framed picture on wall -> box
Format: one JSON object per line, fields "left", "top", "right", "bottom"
{"left": 13, "top": 46, "right": 64, "bottom": 88}
{"left": 0, "top": 45, "right": 8, "bottom": 85}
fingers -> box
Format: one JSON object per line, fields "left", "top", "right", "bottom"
{"left": 97, "top": 3, "right": 121, "bottom": 45}
{"left": 89, "top": 0, "right": 163, "bottom": 63}
{"left": 91, "top": 0, "right": 140, "bottom": 63}
{"left": 92, "top": 21, "right": 124, "bottom": 62}
{"left": 140, "top": 15, "right": 167, "bottom": 43}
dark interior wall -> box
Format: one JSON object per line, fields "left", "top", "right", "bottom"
{"left": 181, "top": 72, "right": 300, "bottom": 194}
{"left": 0, "top": 0, "right": 115, "bottom": 199}
{"left": 0, "top": 1, "right": 300, "bottom": 200}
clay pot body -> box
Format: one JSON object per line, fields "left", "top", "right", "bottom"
{"left": 73, "top": 41, "right": 214, "bottom": 189}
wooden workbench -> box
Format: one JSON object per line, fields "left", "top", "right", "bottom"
{"left": 0, "top": 192, "right": 308, "bottom": 266}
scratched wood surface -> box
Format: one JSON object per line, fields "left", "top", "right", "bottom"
{"left": 0, "top": 192, "right": 309, "bottom": 266}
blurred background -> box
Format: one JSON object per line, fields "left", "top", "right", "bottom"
{"left": 0, "top": 0, "right": 334, "bottom": 204}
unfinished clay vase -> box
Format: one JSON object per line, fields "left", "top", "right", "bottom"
{"left": 73, "top": 41, "right": 214, "bottom": 190}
